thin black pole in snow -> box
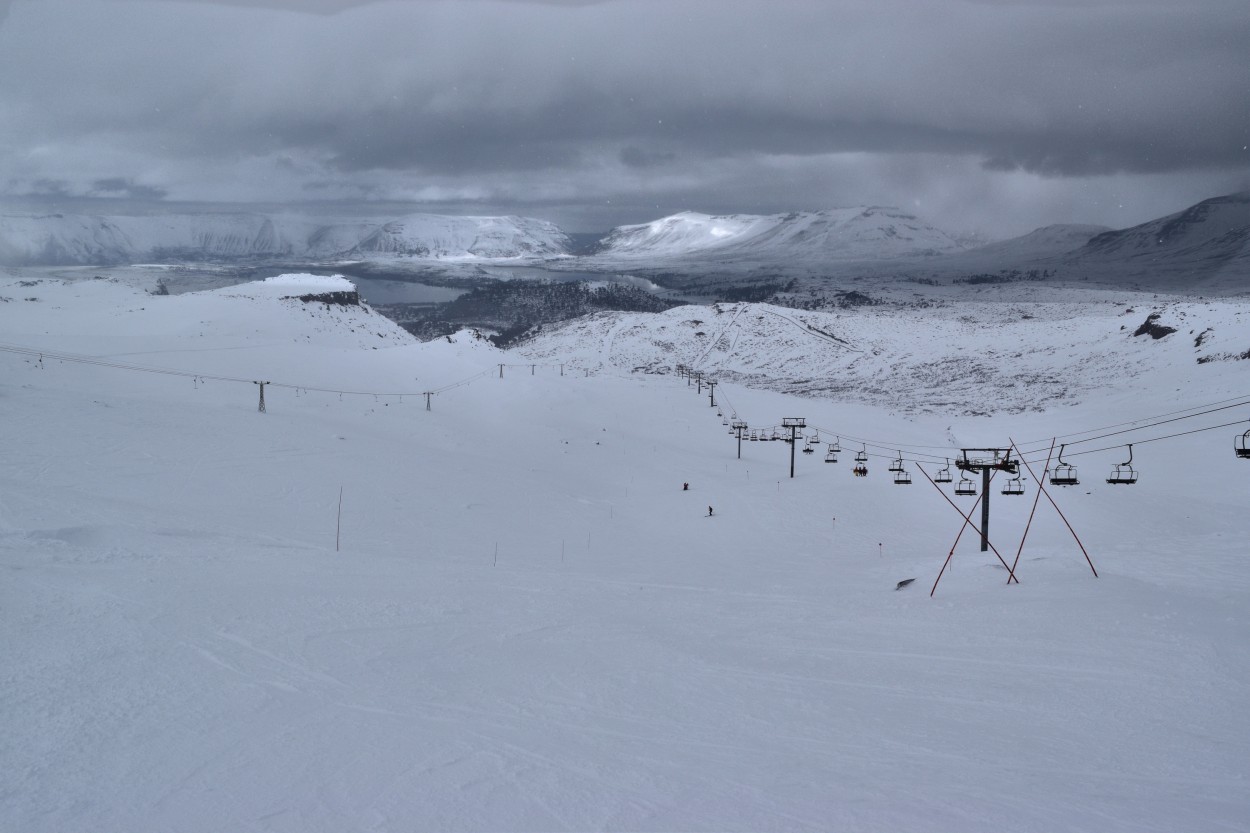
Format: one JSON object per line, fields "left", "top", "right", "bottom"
{"left": 336, "top": 486, "right": 343, "bottom": 552}
{"left": 499, "top": 364, "right": 504, "bottom": 379}
{"left": 782, "top": 417, "right": 806, "bottom": 478}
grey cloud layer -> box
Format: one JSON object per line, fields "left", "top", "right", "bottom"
{"left": 1, "top": 0, "right": 1247, "bottom": 234}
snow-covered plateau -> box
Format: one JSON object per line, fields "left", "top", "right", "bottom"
{"left": 2, "top": 271, "right": 1248, "bottom": 832}
{"left": 0, "top": 211, "right": 571, "bottom": 266}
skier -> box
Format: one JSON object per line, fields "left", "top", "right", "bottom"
{"left": 683, "top": 482, "right": 689, "bottom": 491}
{"left": 707, "top": 505, "right": 713, "bottom": 516}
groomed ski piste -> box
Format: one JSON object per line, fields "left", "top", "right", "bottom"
{"left": 2, "top": 273, "right": 1247, "bottom": 832}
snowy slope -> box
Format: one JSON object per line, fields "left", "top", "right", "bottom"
{"left": 349, "top": 213, "right": 570, "bottom": 259}
{"left": 963, "top": 223, "right": 1110, "bottom": 261}
{"left": 516, "top": 294, "right": 1248, "bottom": 415}
{"left": 2, "top": 274, "right": 1248, "bottom": 832}
{"left": 0, "top": 212, "right": 571, "bottom": 266}
{"left": 586, "top": 207, "right": 964, "bottom": 264}
{"left": 1059, "top": 192, "right": 1250, "bottom": 286}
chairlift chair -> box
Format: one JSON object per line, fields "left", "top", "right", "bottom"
{"left": 855, "top": 446, "right": 868, "bottom": 464}
{"left": 888, "top": 452, "right": 904, "bottom": 473}
{"left": 1001, "top": 476, "right": 1025, "bottom": 496}
{"left": 825, "top": 450, "right": 838, "bottom": 463}
{"left": 935, "top": 459, "right": 953, "bottom": 484}
{"left": 955, "top": 476, "right": 977, "bottom": 496}
{"left": 802, "top": 438, "right": 815, "bottom": 454}
{"left": 1235, "top": 428, "right": 1250, "bottom": 459}
{"left": 893, "top": 469, "right": 912, "bottom": 485}
{"left": 1049, "top": 443, "right": 1079, "bottom": 486}
{"left": 830, "top": 437, "right": 842, "bottom": 454}
{"left": 1106, "top": 444, "right": 1139, "bottom": 485}
{"left": 749, "top": 430, "right": 758, "bottom": 441}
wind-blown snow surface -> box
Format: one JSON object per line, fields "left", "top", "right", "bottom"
{"left": 517, "top": 292, "right": 1250, "bottom": 415}
{"left": 0, "top": 212, "right": 571, "bottom": 266}
{"left": 586, "top": 207, "right": 964, "bottom": 264}
{"left": 2, "top": 275, "right": 1249, "bottom": 832}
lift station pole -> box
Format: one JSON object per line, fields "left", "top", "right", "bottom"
{"left": 732, "top": 420, "right": 747, "bottom": 459}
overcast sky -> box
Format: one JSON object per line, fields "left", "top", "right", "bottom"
{"left": 1, "top": 0, "right": 1246, "bottom": 237}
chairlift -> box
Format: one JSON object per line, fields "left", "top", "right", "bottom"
{"left": 1106, "top": 444, "right": 1139, "bottom": 485}
{"left": 935, "top": 459, "right": 953, "bottom": 484}
{"left": 893, "top": 469, "right": 912, "bottom": 485}
{"left": 1049, "top": 443, "right": 1079, "bottom": 486}
{"left": 749, "top": 430, "right": 758, "bottom": 441}
{"left": 888, "top": 452, "right": 904, "bottom": 473}
{"left": 771, "top": 429, "right": 781, "bottom": 442}
{"left": 1235, "top": 426, "right": 1250, "bottom": 459}
{"left": 825, "top": 443, "right": 838, "bottom": 463}
{"left": 830, "top": 436, "right": 842, "bottom": 454}
{"left": 1001, "top": 476, "right": 1025, "bottom": 496}
{"left": 955, "top": 476, "right": 977, "bottom": 496}
{"left": 855, "top": 445, "right": 868, "bottom": 464}
{"left": 853, "top": 464, "right": 868, "bottom": 477}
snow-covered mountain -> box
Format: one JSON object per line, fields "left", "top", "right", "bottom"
{"left": 0, "top": 211, "right": 572, "bottom": 266}
{"left": 586, "top": 207, "right": 965, "bottom": 263}
{"left": 1061, "top": 192, "right": 1249, "bottom": 285}
{"left": 963, "top": 223, "right": 1111, "bottom": 261}
{"left": 348, "top": 214, "right": 570, "bottom": 259}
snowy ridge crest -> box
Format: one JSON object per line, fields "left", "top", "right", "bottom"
{"left": 0, "top": 212, "right": 572, "bottom": 266}
{"left": 586, "top": 207, "right": 965, "bottom": 263}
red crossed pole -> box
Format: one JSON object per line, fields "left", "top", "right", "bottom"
{"left": 916, "top": 464, "right": 1018, "bottom": 596}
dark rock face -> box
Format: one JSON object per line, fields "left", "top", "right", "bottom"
{"left": 1133, "top": 312, "right": 1177, "bottom": 340}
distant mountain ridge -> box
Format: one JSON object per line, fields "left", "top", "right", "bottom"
{"left": 586, "top": 207, "right": 965, "bottom": 263}
{"left": 1072, "top": 192, "right": 1249, "bottom": 264}
{"left": 0, "top": 212, "right": 572, "bottom": 266}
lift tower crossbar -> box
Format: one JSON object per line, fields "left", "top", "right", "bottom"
{"left": 955, "top": 448, "right": 1018, "bottom": 552}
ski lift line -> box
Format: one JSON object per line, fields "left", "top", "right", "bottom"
{"left": 0, "top": 342, "right": 562, "bottom": 401}
{"left": 1016, "top": 419, "right": 1247, "bottom": 464}
{"left": 1014, "top": 393, "right": 1250, "bottom": 448}
{"left": 1015, "top": 399, "right": 1250, "bottom": 452}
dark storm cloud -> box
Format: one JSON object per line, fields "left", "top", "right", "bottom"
{"left": 0, "top": 0, "right": 1247, "bottom": 235}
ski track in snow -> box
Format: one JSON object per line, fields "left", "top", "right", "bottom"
{"left": 0, "top": 272, "right": 1248, "bottom": 832}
